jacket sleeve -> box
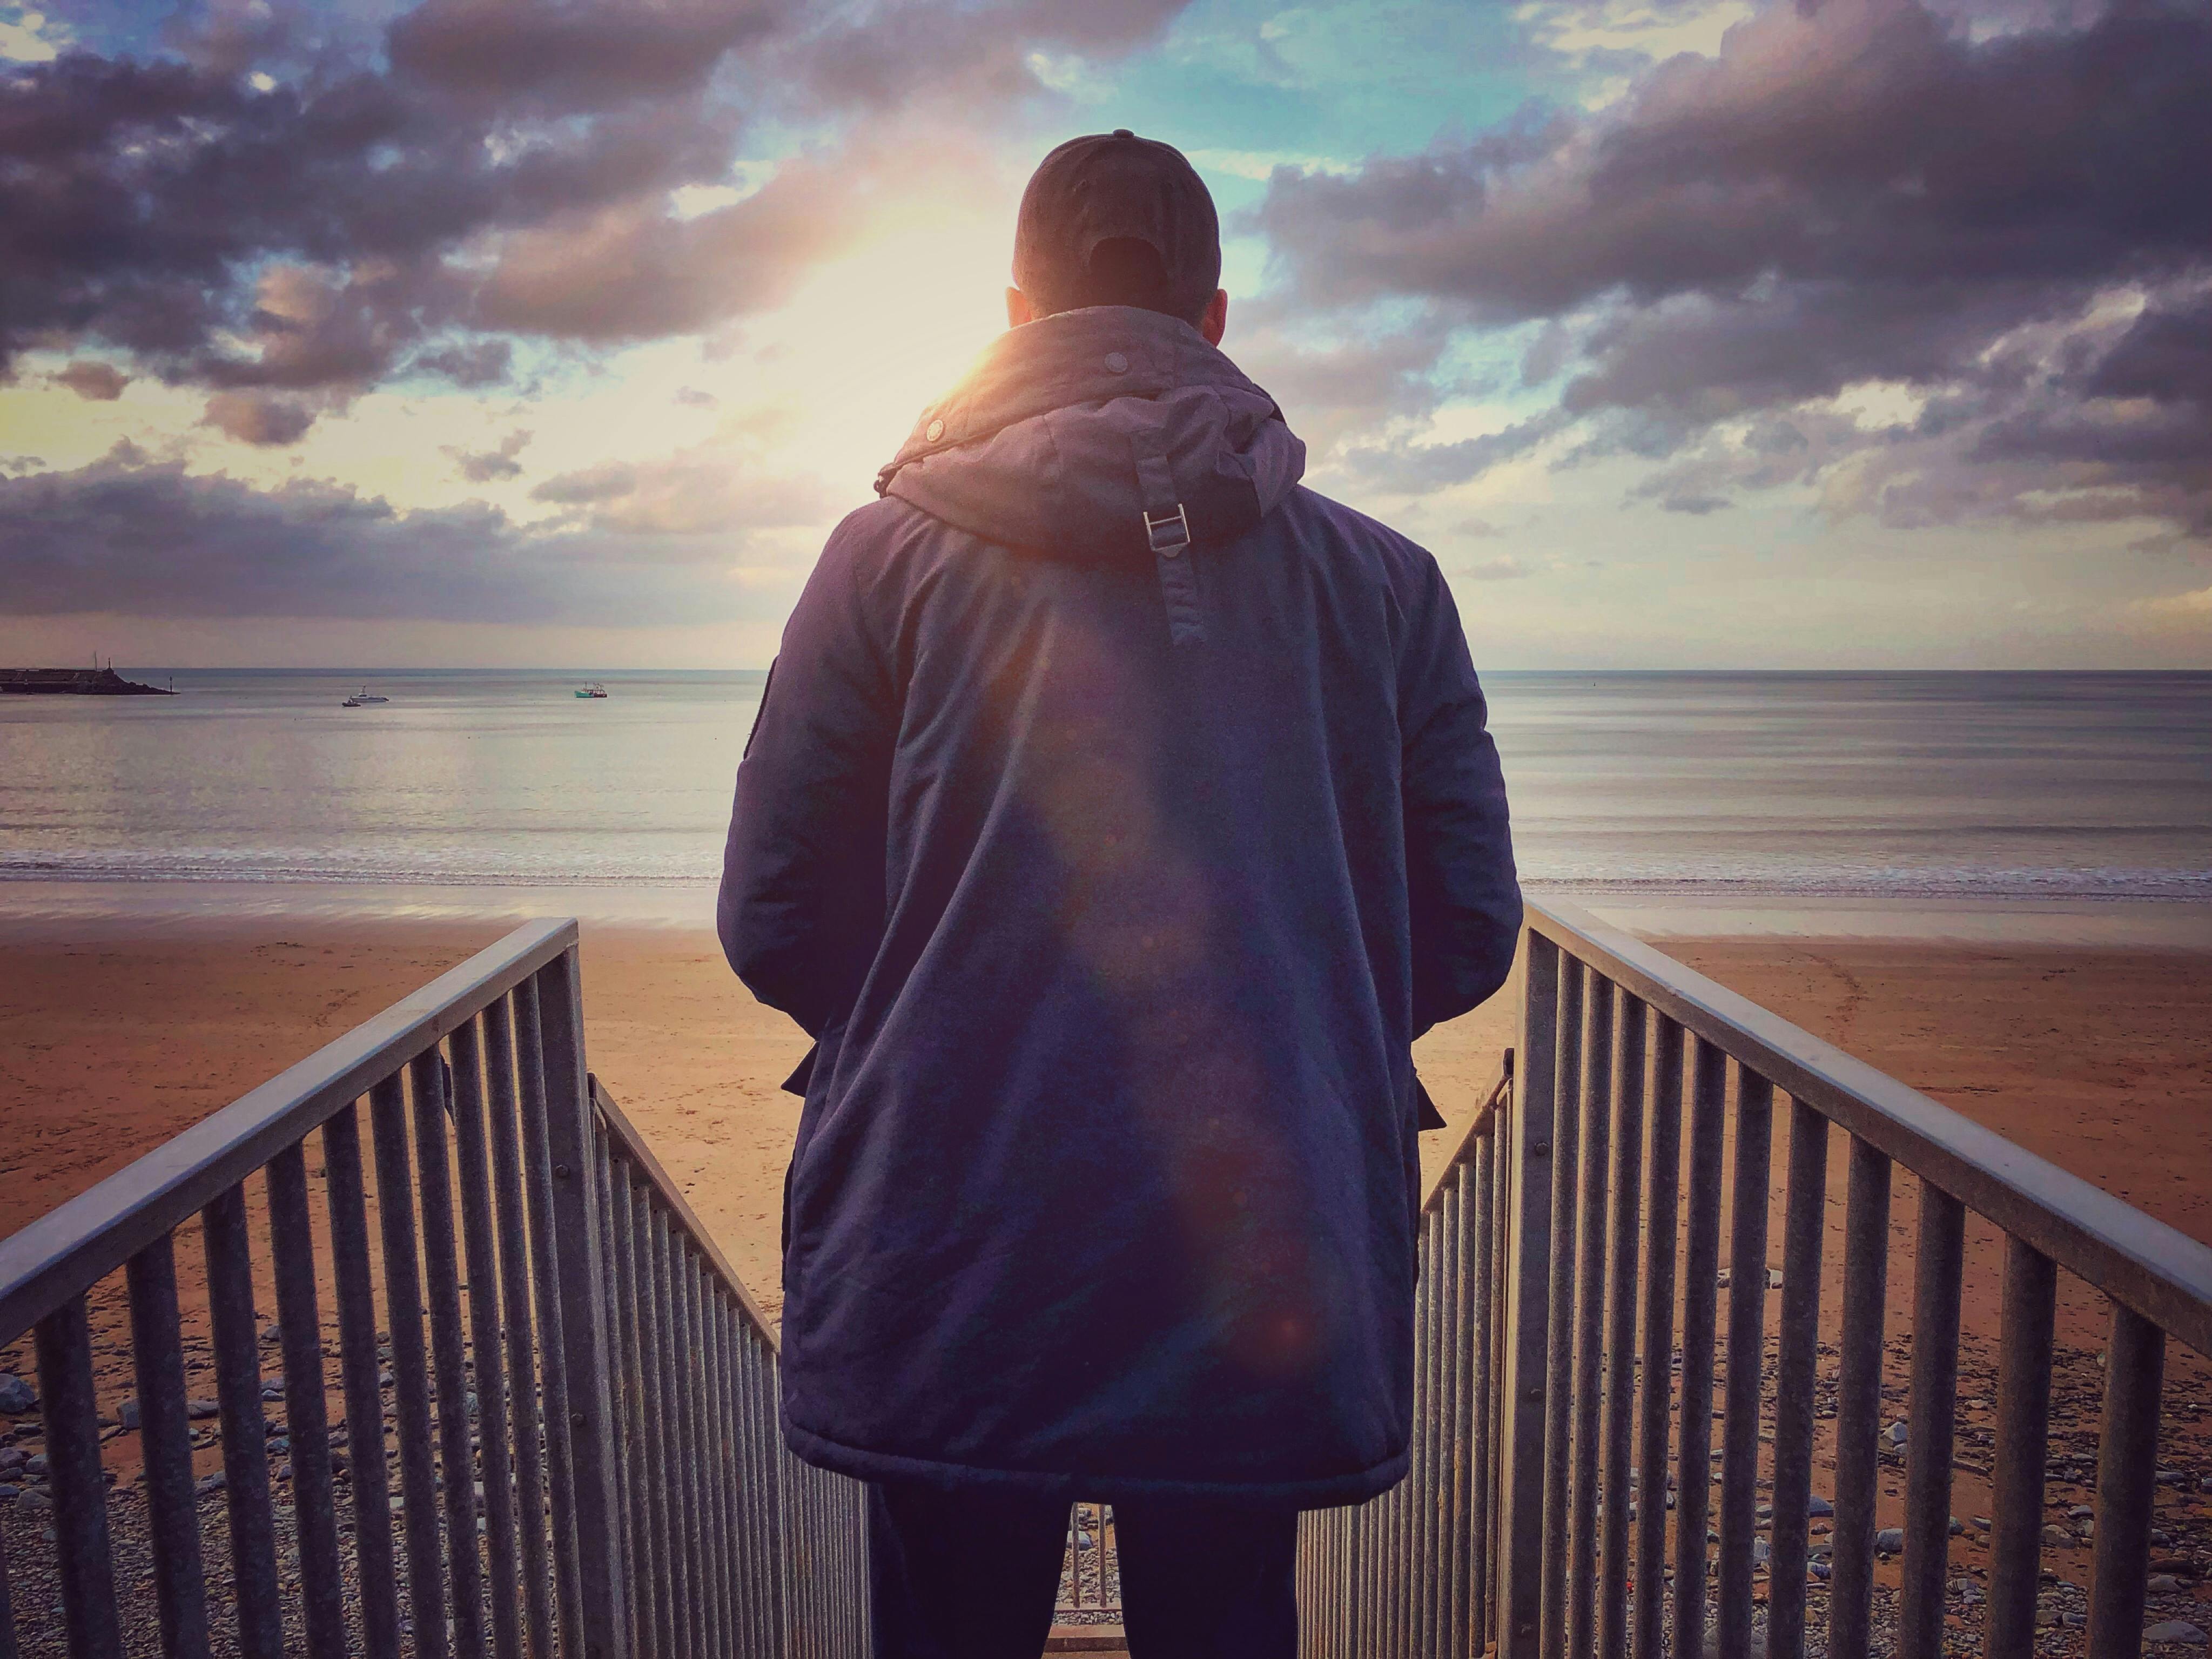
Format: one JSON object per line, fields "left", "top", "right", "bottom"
{"left": 1398, "top": 553, "right": 1521, "bottom": 1038}
{"left": 717, "top": 520, "right": 897, "bottom": 1039}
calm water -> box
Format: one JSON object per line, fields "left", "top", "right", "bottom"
{"left": 1, "top": 670, "right": 2206, "bottom": 903}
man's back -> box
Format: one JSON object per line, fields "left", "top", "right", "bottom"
{"left": 720, "top": 304, "right": 1520, "bottom": 1505}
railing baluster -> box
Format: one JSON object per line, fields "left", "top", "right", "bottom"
{"left": 1766, "top": 1101, "right": 1829, "bottom": 1659}
{"left": 1430, "top": 1196, "right": 1450, "bottom": 1651}
{"left": 1716, "top": 1071, "right": 1772, "bottom": 1659}
{"left": 35, "top": 1293, "right": 122, "bottom": 1659}
{"left": 1411, "top": 1205, "right": 1437, "bottom": 1659}
{"left": 1899, "top": 1182, "right": 1965, "bottom": 1659}
{"left": 1469, "top": 1129, "right": 1497, "bottom": 1648}
{"left": 1539, "top": 954, "right": 1586, "bottom": 1659}
{"left": 1828, "top": 1137, "right": 1893, "bottom": 1659}
{"left": 514, "top": 977, "right": 587, "bottom": 1656}
{"left": 666, "top": 1243, "right": 699, "bottom": 1659}
{"left": 484, "top": 995, "right": 556, "bottom": 1659}
{"left": 1596, "top": 994, "right": 1645, "bottom": 1659}
{"left": 685, "top": 1258, "right": 727, "bottom": 1659}
{"left": 324, "top": 1103, "right": 403, "bottom": 1659}
{"left": 732, "top": 1303, "right": 765, "bottom": 1658}
{"left": 412, "top": 1049, "right": 489, "bottom": 1659}
{"left": 708, "top": 1293, "right": 746, "bottom": 1659}
{"left": 1568, "top": 976, "right": 1614, "bottom": 1659}
{"left": 763, "top": 1330, "right": 791, "bottom": 1659}
{"left": 741, "top": 1307, "right": 774, "bottom": 1659}
{"left": 532, "top": 952, "right": 630, "bottom": 1659}
{"left": 654, "top": 1208, "right": 698, "bottom": 1659}
{"left": 452, "top": 1019, "right": 525, "bottom": 1659}
{"left": 1670, "top": 1036, "right": 1727, "bottom": 1659}
{"left": 607, "top": 1166, "right": 656, "bottom": 1659}
{"left": 1496, "top": 932, "right": 1558, "bottom": 1659}
{"left": 640, "top": 1190, "right": 678, "bottom": 1659}
{"left": 126, "top": 1236, "right": 211, "bottom": 1659}
{"left": 372, "top": 1071, "right": 453, "bottom": 1659}
{"left": 1442, "top": 1174, "right": 1467, "bottom": 1659}
{"left": 593, "top": 1131, "right": 633, "bottom": 1644}
{"left": 1630, "top": 1016, "right": 1683, "bottom": 1659}
{"left": 201, "top": 1181, "right": 284, "bottom": 1659}
{"left": 266, "top": 1143, "right": 348, "bottom": 1659}
{"left": 2088, "top": 1301, "right": 2165, "bottom": 1658}
{"left": 1985, "top": 1237, "right": 2057, "bottom": 1658}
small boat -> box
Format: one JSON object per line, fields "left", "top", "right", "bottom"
{"left": 342, "top": 686, "right": 389, "bottom": 707}
{"left": 575, "top": 682, "right": 609, "bottom": 699}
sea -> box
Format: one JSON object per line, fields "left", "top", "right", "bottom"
{"left": 2, "top": 669, "right": 2208, "bottom": 938}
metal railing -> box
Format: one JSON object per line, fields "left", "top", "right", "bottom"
{"left": 1055, "top": 1500, "right": 1122, "bottom": 1635}
{"left": 15, "top": 901, "right": 2210, "bottom": 1659}
{"left": 0, "top": 919, "right": 867, "bottom": 1659}
{"left": 1299, "top": 894, "right": 2212, "bottom": 1659}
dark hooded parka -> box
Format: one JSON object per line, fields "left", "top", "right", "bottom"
{"left": 720, "top": 304, "right": 1520, "bottom": 1506}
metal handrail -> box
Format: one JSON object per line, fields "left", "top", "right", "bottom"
{"left": 1299, "top": 898, "right": 2212, "bottom": 1659}
{"left": 0, "top": 922, "right": 869, "bottom": 1659}
{"left": 1527, "top": 896, "right": 2212, "bottom": 1357}
{"left": 591, "top": 1076, "right": 781, "bottom": 1349}
{"left": 0, "top": 916, "right": 578, "bottom": 1347}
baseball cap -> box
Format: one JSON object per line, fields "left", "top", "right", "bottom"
{"left": 1012, "top": 130, "right": 1221, "bottom": 324}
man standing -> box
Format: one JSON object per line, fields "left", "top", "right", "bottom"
{"left": 720, "top": 131, "right": 1520, "bottom": 1658}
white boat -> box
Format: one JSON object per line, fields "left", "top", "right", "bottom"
{"left": 342, "top": 686, "right": 389, "bottom": 707}
{"left": 575, "top": 682, "right": 609, "bottom": 699}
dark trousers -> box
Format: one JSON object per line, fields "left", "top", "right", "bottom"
{"left": 866, "top": 1481, "right": 1299, "bottom": 1659}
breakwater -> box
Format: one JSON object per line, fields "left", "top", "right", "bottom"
{"left": 0, "top": 667, "right": 173, "bottom": 695}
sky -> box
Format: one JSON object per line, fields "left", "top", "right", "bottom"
{"left": 2, "top": 0, "right": 2208, "bottom": 670}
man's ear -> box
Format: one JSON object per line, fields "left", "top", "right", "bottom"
{"left": 1006, "top": 286, "right": 1037, "bottom": 328}
{"left": 1199, "top": 288, "right": 1228, "bottom": 347}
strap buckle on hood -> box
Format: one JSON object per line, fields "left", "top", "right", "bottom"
{"left": 1144, "top": 504, "right": 1191, "bottom": 558}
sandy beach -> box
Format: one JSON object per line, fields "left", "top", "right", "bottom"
{"left": 6, "top": 913, "right": 2207, "bottom": 1321}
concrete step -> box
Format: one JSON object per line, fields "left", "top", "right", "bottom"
{"left": 1044, "top": 1625, "right": 1128, "bottom": 1654}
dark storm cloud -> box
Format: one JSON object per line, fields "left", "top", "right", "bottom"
{"left": 52, "top": 361, "right": 129, "bottom": 400}
{"left": 385, "top": 0, "right": 778, "bottom": 110}
{"left": 0, "top": 444, "right": 755, "bottom": 621}
{"left": 203, "top": 390, "right": 322, "bottom": 445}
{"left": 1, "top": 0, "right": 1199, "bottom": 441}
{"left": 1255, "top": 0, "right": 2212, "bottom": 539}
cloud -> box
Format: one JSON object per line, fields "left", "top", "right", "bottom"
{"left": 0, "top": 443, "right": 760, "bottom": 621}
{"left": 1341, "top": 409, "right": 1574, "bottom": 494}
{"left": 0, "top": 0, "right": 1202, "bottom": 410}
{"left": 1255, "top": 0, "right": 2212, "bottom": 540}
{"left": 785, "top": 0, "right": 1189, "bottom": 116}
{"left": 447, "top": 427, "right": 532, "bottom": 481}
{"left": 470, "top": 156, "right": 863, "bottom": 341}
{"left": 203, "top": 390, "right": 321, "bottom": 446}
{"left": 531, "top": 444, "right": 833, "bottom": 535}
{"left": 385, "top": 0, "right": 778, "bottom": 112}
{"left": 0, "top": 6, "right": 69, "bottom": 63}
{"left": 1230, "top": 303, "right": 1465, "bottom": 461}
{"left": 52, "top": 361, "right": 128, "bottom": 400}
{"left": 1448, "top": 555, "right": 1532, "bottom": 580}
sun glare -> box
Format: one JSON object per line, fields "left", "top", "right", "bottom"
{"left": 764, "top": 218, "right": 1014, "bottom": 485}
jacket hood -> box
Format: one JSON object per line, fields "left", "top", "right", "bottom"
{"left": 876, "top": 306, "right": 1306, "bottom": 563}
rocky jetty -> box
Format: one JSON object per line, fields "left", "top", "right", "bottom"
{"left": 0, "top": 666, "right": 174, "bottom": 695}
